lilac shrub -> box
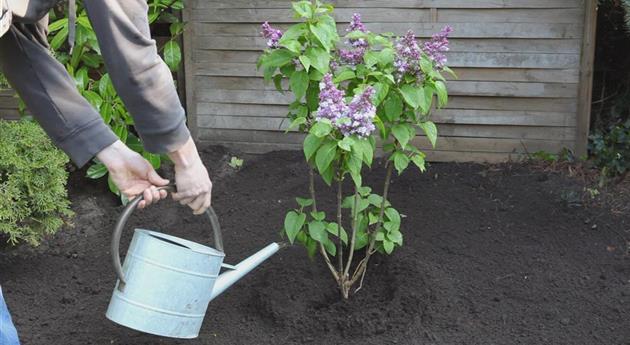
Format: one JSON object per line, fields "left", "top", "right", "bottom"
{"left": 258, "top": 0, "right": 454, "bottom": 299}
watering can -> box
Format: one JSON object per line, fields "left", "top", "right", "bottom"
{"left": 106, "top": 186, "right": 281, "bottom": 338}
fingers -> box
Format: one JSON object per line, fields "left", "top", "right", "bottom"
{"left": 137, "top": 186, "right": 167, "bottom": 209}
{"left": 148, "top": 169, "right": 170, "bottom": 187}
{"left": 172, "top": 189, "right": 212, "bottom": 215}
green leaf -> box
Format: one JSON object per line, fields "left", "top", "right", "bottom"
{"left": 48, "top": 18, "right": 68, "bottom": 33}
{"left": 377, "top": 48, "right": 394, "bottom": 66}
{"left": 169, "top": 22, "right": 185, "bottom": 36}
{"left": 333, "top": 69, "right": 355, "bottom": 83}
{"left": 392, "top": 124, "right": 411, "bottom": 149}
{"left": 273, "top": 74, "right": 284, "bottom": 93}
{"left": 363, "top": 51, "right": 379, "bottom": 67}
{"left": 315, "top": 141, "right": 337, "bottom": 176}
{"left": 392, "top": 151, "right": 410, "bottom": 175}
{"left": 86, "top": 163, "right": 108, "bottom": 179}
{"left": 368, "top": 193, "right": 383, "bottom": 206}
{"left": 299, "top": 55, "right": 311, "bottom": 72}
{"left": 287, "top": 117, "right": 306, "bottom": 132}
{"left": 310, "top": 121, "right": 333, "bottom": 138}
{"left": 373, "top": 83, "right": 389, "bottom": 106}
{"left": 292, "top": 1, "right": 313, "bottom": 18}
{"left": 296, "top": 197, "right": 314, "bottom": 208}
{"left": 419, "top": 121, "right": 438, "bottom": 148}
{"left": 387, "top": 231, "right": 403, "bottom": 245}
{"left": 306, "top": 83, "right": 320, "bottom": 111}
{"left": 323, "top": 238, "right": 336, "bottom": 256}
{"left": 310, "top": 16, "right": 338, "bottom": 52}
{"left": 284, "top": 211, "right": 306, "bottom": 244}
{"left": 263, "top": 49, "right": 296, "bottom": 68}
{"left": 280, "top": 23, "right": 307, "bottom": 42}
{"left": 50, "top": 26, "right": 69, "bottom": 50}
{"left": 357, "top": 186, "right": 372, "bottom": 196}
{"left": 308, "top": 221, "right": 328, "bottom": 243}
{"left": 375, "top": 231, "right": 385, "bottom": 241}
{"left": 163, "top": 40, "right": 182, "bottom": 71}
{"left": 411, "top": 154, "right": 426, "bottom": 172}
{"left": 385, "top": 207, "right": 401, "bottom": 225}
{"left": 98, "top": 74, "right": 115, "bottom": 98}
{"left": 305, "top": 47, "right": 330, "bottom": 74}
{"left": 281, "top": 40, "right": 302, "bottom": 54}
{"left": 338, "top": 136, "right": 353, "bottom": 151}
{"left": 434, "top": 80, "right": 448, "bottom": 108}
{"left": 326, "top": 223, "right": 348, "bottom": 244}
{"left": 399, "top": 84, "right": 421, "bottom": 109}
{"left": 311, "top": 211, "right": 325, "bottom": 221}
{"left": 82, "top": 90, "right": 103, "bottom": 109}
{"left": 304, "top": 133, "right": 324, "bottom": 161}
{"left": 383, "top": 240, "right": 394, "bottom": 254}
{"left": 290, "top": 70, "right": 309, "bottom": 100}
{"left": 320, "top": 165, "right": 335, "bottom": 186}
{"left": 306, "top": 238, "right": 318, "bottom": 258}
{"left": 421, "top": 86, "right": 434, "bottom": 114}
{"left": 354, "top": 230, "right": 369, "bottom": 250}
{"left": 354, "top": 138, "right": 374, "bottom": 166}
{"left": 384, "top": 93, "right": 403, "bottom": 122}
{"left": 383, "top": 221, "right": 400, "bottom": 233}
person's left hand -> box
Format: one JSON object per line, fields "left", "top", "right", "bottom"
{"left": 96, "top": 140, "right": 169, "bottom": 208}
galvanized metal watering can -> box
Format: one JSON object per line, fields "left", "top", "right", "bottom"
{"left": 106, "top": 186, "right": 280, "bottom": 338}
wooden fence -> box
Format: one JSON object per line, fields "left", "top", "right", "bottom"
{"left": 183, "top": 0, "right": 597, "bottom": 162}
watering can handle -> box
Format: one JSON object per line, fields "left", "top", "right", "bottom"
{"left": 111, "top": 185, "right": 224, "bottom": 285}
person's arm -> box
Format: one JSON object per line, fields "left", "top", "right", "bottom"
{"left": 84, "top": 0, "right": 212, "bottom": 214}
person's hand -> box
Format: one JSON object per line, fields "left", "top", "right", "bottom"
{"left": 96, "top": 140, "right": 169, "bottom": 208}
{"left": 168, "top": 137, "right": 212, "bottom": 215}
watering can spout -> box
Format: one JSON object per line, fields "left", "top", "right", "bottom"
{"left": 209, "top": 242, "right": 281, "bottom": 301}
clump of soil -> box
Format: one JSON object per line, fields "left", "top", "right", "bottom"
{"left": 1, "top": 148, "right": 629, "bottom": 345}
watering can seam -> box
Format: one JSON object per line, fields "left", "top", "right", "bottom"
{"left": 127, "top": 252, "right": 219, "bottom": 279}
{"left": 112, "top": 292, "right": 206, "bottom": 318}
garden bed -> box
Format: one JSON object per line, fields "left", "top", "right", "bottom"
{"left": 1, "top": 147, "right": 629, "bottom": 344}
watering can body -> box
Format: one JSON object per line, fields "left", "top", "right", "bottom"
{"left": 106, "top": 187, "right": 280, "bottom": 339}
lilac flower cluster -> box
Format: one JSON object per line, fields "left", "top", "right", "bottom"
{"left": 261, "top": 22, "right": 283, "bottom": 48}
{"left": 423, "top": 25, "right": 453, "bottom": 68}
{"left": 339, "top": 87, "right": 376, "bottom": 137}
{"left": 339, "top": 13, "right": 369, "bottom": 65}
{"left": 393, "top": 30, "right": 422, "bottom": 79}
{"left": 316, "top": 74, "right": 376, "bottom": 138}
{"left": 316, "top": 74, "right": 347, "bottom": 122}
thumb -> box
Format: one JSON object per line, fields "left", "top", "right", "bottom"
{"left": 147, "top": 169, "right": 170, "bottom": 187}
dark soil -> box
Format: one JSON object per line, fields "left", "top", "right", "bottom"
{"left": 1, "top": 147, "right": 629, "bottom": 345}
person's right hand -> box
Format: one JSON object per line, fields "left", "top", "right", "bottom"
{"left": 168, "top": 137, "right": 213, "bottom": 215}
{"left": 96, "top": 140, "right": 170, "bottom": 209}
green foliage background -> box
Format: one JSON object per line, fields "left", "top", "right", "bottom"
{"left": 0, "top": 120, "right": 73, "bottom": 246}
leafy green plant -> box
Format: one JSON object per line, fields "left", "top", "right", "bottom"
{"left": 0, "top": 119, "right": 73, "bottom": 246}
{"left": 228, "top": 156, "right": 244, "bottom": 170}
{"left": 258, "top": 1, "right": 453, "bottom": 298}
{"left": 589, "top": 120, "right": 630, "bottom": 182}
{"left": 45, "top": 0, "right": 184, "bottom": 199}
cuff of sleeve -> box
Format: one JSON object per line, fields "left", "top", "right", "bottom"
{"left": 57, "top": 119, "right": 119, "bottom": 168}
{"left": 139, "top": 118, "right": 191, "bottom": 154}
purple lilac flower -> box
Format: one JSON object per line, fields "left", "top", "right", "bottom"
{"left": 261, "top": 21, "right": 283, "bottom": 48}
{"left": 338, "top": 87, "right": 376, "bottom": 137}
{"left": 316, "top": 74, "right": 376, "bottom": 138}
{"left": 347, "top": 13, "right": 367, "bottom": 33}
{"left": 423, "top": 25, "right": 453, "bottom": 68}
{"left": 393, "top": 30, "right": 422, "bottom": 78}
{"left": 340, "top": 13, "right": 369, "bottom": 65}
{"left": 316, "top": 73, "right": 348, "bottom": 123}
{"left": 339, "top": 47, "right": 367, "bottom": 65}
